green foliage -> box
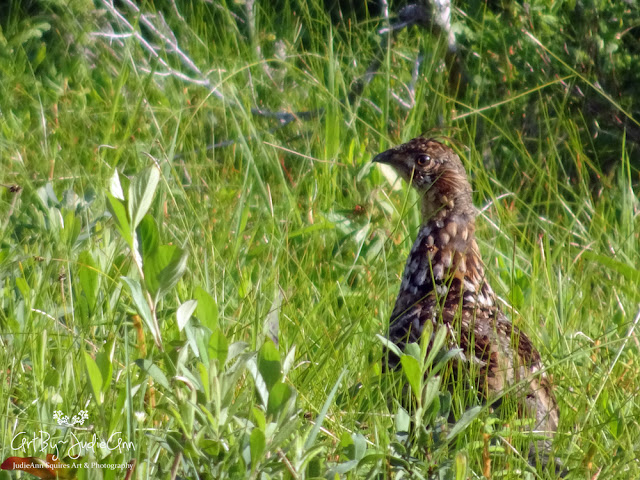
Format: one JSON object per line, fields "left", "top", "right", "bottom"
{"left": 1, "top": 0, "right": 639, "bottom": 479}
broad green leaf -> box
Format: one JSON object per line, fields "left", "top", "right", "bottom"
{"left": 263, "top": 290, "right": 282, "bottom": 346}
{"left": 376, "top": 333, "right": 402, "bottom": 358}
{"left": 227, "top": 342, "right": 249, "bottom": 365}
{"left": 192, "top": 324, "right": 209, "bottom": 364}
{"left": 77, "top": 250, "right": 99, "bottom": 312}
{"left": 175, "top": 339, "right": 191, "bottom": 371}
{"left": 446, "top": 406, "right": 482, "bottom": 441}
{"left": 95, "top": 340, "right": 114, "bottom": 393}
{"left": 430, "top": 348, "right": 462, "bottom": 377}
{"left": 109, "top": 169, "right": 125, "bottom": 200}
{"left": 266, "top": 382, "right": 293, "bottom": 417}
{"left": 422, "top": 375, "right": 441, "bottom": 411}
{"left": 252, "top": 407, "right": 266, "bottom": 431}
{"left": 197, "top": 362, "right": 210, "bottom": 403}
{"left": 180, "top": 389, "right": 196, "bottom": 434}
{"left": 165, "top": 431, "right": 185, "bottom": 455}
{"left": 75, "top": 296, "right": 90, "bottom": 325}
{"left": 419, "top": 320, "right": 433, "bottom": 356}
{"left": 121, "top": 276, "right": 161, "bottom": 347}
{"left": 84, "top": 351, "right": 103, "bottom": 405}
{"left": 425, "top": 326, "right": 448, "bottom": 369}
{"left": 142, "top": 243, "right": 175, "bottom": 296}
{"left": 358, "top": 453, "right": 389, "bottom": 468}
{"left": 106, "top": 193, "right": 132, "bottom": 244}
{"left": 43, "top": 182, "right": 59, "bottom": 204}
{"left": 249, "top": 428, "right": 265, "bottom": 470}
{"left": 395, "top": 405, "right": 410, "bottom": 433}
{"left": 510, "top": 283, "right": 524, "bottom": 308}
{"left": 135, "top": 359, "right": 170, "bottom": 390}
{"left": 455, "top": 452, "right": 468, "bottom": 480}
{"left": 281, "top": 345, "right": 296, "bottom": 377}
{"left": 132, "top": 233, "right": 143, "bottom": 274}
{"left": 247, "top": 356, "right": 269, "bottom": 408}
{"left": 198, "top": 439, "right": 221, "bottom": 457}
{"left": 62, "top": 210, "right": 81, "bottom": 248}
{"left": 258, "top": 340, "right": 281, "bottom": 392}
{"left": 177, "top": 299, "right": 197, "bottom": 331}
{"left": 340, "top": 431, "right": 353, "bottom": 449}
{"left": 352, "top": 433, "right": 366, "bottom": 461}
{"left": 404, "top": 342, "right": 421, "bottom": 362}
{"left": 439, "top": 391, "right": 452, "bottom": 420}
{"left": 128, "top": 165, "right": 160, "bottom": 230}
{"left": 15, "top": 277, "right": 30, "bottom": 299}
{"left": 326, "top": 460, "right": 358, "bottom": 475}
{"left": 237, "top": 270, "right": 251, "bottom": 299}
{"left": 136, "top": 214, "right": 159, "bottom": 260}
{"left": 194, "top": 287, "right": 218, "bottom": 330}
{"left": 209, "top": 328, "right": 228, "bottom": 366}
{"left": 400, "top": 354, "right": 421, "bottom": 399}
{"left": 270, "top": 413, "right": 302, "bottom": 451}
{"left": 152, "top": 246, "right": 188, "bottom": 301}
{"left": 183, "top": 322, "right": 201, "bottom": 359}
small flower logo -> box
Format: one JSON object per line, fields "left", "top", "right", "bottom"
{"left": 53, "top": 410, "right": 88, "bottom": 427}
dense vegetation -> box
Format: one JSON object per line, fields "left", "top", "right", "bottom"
{"left": 1, "top": 0, "right": 639, "bottom": 478}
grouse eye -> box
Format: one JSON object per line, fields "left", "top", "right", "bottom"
{"left": 416, "top": 154, "right": 431, "bottom": 166}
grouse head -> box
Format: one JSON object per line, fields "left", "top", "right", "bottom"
{"left": 373, "top": 137, "right": 475, "bottom": 221}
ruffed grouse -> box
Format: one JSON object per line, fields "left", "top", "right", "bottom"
{"left": 374, "top": 137, "right": 558, "bottom": 460}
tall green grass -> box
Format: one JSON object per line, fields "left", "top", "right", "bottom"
{"left": 1, "top": 0, "right": 638, "bottom": 479}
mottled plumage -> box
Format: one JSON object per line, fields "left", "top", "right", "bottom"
{"left": 374, "top": 137, "right": 558, "bottom": 460}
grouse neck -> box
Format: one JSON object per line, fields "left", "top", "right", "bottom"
{"left": 420, "top": 179, "right": 476, "bottom": 228}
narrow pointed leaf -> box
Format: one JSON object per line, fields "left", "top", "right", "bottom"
{"left": 106, "top": 193, "right": 132, "bottom": 244}
{"left": 400, "top": 354, "right": 421, "bottom": 399}
{"left": 249, "top": 428, "right": 265, "bottom": 470}
{"left": 109, "top": 169, "right": 125, "bottom": 200}
{"left": 84, "top": 351, "right": 103, "bottom": 406}
{"left": 77, "top": 250, "right": 99, "bottom": 312}
{"left": 422, "top": 375, "right": 441, "bottom": 411}
{"left": 446, "top": 406, "right": 482, "bottom": 441}
{"left": 135, "top": 359, "right": 171, "bottom": 389}
{"left": 177, "top": 299, "right": 198, "bottom": 331}
{"left": 425, "top": 326, "right": 448, "bottom": 368}
{"left": 258, "top": 340, "right": 281, "bottom": 392}
{"left": 267, "top": 382, "right": 293, "bottom": 417}
{"left": 376, "top": 334, "right": 402, "bottom": 358}
{"left": 209, "top": 328, "right": 228, "bottom": 365}
{"left": 95, "top": 350, "right": 113, "bottom": 393}
{"left": 148, "top": 245, "right": 188, "bottom": 300}
{"left": 247, "top": 356, "right": 269, "bottom": 408}
{"left": 128, "top": 165, "right": 160, "bottom": 230}
{"left": 121, "top": 276, "right": 161, "bottom": 347}
{"left": 194, "top": 287, "right": 218, "bottom": 330}
{"left": 137, "top": 214, "right": 159, "bottom": 261}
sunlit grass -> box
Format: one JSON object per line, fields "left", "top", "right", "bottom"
{"left": 0, "top": 0, "right": 638, "bottom": 479}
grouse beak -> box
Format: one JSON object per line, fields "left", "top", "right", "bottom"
{"left": 373, "top": 147, "right": 412, "bottom": 184}
{"left": 372, "top": 149, "right": 392, "bottom": 164}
